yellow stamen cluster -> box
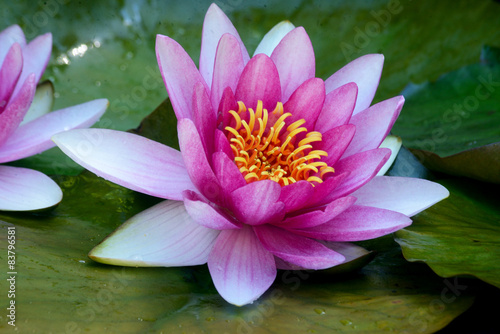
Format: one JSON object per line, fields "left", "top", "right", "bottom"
{"left": 224, "top": 100, "right": 334, "bottom": 186}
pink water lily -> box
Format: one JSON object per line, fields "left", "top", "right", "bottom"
{"left": 52, "top": 4, "right": 448, "bottom": 306}
{"left": 0, "top": 25, "right": 107, "bottom": 211}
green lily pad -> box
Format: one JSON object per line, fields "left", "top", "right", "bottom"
{"left": 0, "top": 172, "right": 474, "bottom": 332}
{"left": 395, "top": 178, "right": 500, "bottom": 289}
{"left": 392, "top": 46, "right": 500, "bottom": 182}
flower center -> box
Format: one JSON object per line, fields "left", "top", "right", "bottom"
{"left": 224, "top": 100, "right": 334, "bottom": 186}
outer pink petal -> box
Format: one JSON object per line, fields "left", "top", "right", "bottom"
{"left": 12, "top": 33, "right": 52, "bottom": 98}
{"left": 293, "top": 205, "right": 411, "bottom": 242}
{"left": 325, "top": 54, "right": 384, "bottom": 115}
{"left": 352, "top": 176, "right": 450, "bottom": 217}
{"left": 0, "top": 99, "right": 108, "bottom": 163}
{"left": 270, "top": 27, "right": 316, "bottom": 102}
{"left": 235, "top": 54, "right": 281, "bottom": 111}
{"left": 314, "top": 82, "right": 358, "bottom": 133}
{"left": 0, "top": 73, "right": 36, "bottom": 147}
{"left": 0, "top": 25, "right": 26, "bottom": 64}
{"left": 0, "top": 165, "right": 62, "bottom": 211}
{"left": 89, "top": 200, "right": 219, "bottom": 266}
{"left": 342, "top": 96, "right": 405, "bottom": 158}
{"left": 199, "top": 3, "right": 250, "bottom": 88}
{"left": 208, "top": 226, "right": 276, "bottom": 306}
{"left": 279, "top": 180, "right": 314, "bottom": 213}
{"left": 230, "top": 180, "right": 285, "bottom": 226}
{"left": 283, "top": 78, "right": 325, "bottom": 132}
{"left": 0, "top": 44, "right": 23, "bottom": 112}
{"left": 192, "top": 82, "right": 216, "bottom": 157}
{"left": 156, "top": 35, "right": 208, "bottom": 120}
{"left": 211, "top": 33, "right": 245, "bottom": 113}
{"left": 314, "top": 124, "right": 356, "bottom": 167}
{"left": 279, "top": 196, "right": 356, "bottom": 229}
{"left": 254, "top": 225, "right": 345, "bottom": 270}
{"left": 329, "top": 148, "right": 390, "bottom": 199}
{"left": 52, "top": 129, "right": 195, "bottom": 200}
{"left": 183, "top": 190, "right": 241, "bottom": 230}
{"left": 178, "top": 118, "right": 223, "bottom": 203}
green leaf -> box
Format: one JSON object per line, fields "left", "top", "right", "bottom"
{"left": 0, "top": 173, "right": 475, "bottom": 333}
{"left": 391, "top": 45, "right": 500, "bottom": 182}
{"left": 395, "top": 178, "right": 500, "bottom": 289}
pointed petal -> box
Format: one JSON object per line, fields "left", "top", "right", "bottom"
{"left": 211, "top": 33, "right": 245, "bottom": 112}
{"left": 19, "top": 80, "right": 54, "bottom": 126}
{"left": 0, "top": 166, "right": 62, "bottom": 211}
{"left": 183, "top": 190, "right": 241, "bottom": 230}
{"left": 315, "top": 82, "right": 358, "bottom": 133}
{"left": 253, "top": 21, "right": 295, "bottom": 56}
{"left": 235, "top": 54, "right": 281, "bottom": 111}
{"left": 178, "top": 118, "right": 222, "bottom": 203}
{"left": 279, "top": 180, "right": 314, "bottom": 213}
{"left": 342, "top": 96, "right": 404, "bottom": 158}
{"left": 377, "top": 135, "right": 402, "bottom": 176}
{"left": 0, "top": 44, "right": 23, "bottom": 112}
{"left": 212, "top": 151, "right": 246, "bottom": 194}
{"left": 330, "top": 148, "right": 391, "bottom": 199}
{"left": 52, "top": 129, "right": 195, "bottom": 200}
{"left": 270, "top": 27, "right": 315, "bottom": 102}
{"left": 352, "top": 176, "right": 450, "bottom": 217}
{"left": 314, "top": 124, "right": 356, "bottom": 167}
{"left": 230, "top": 180, "right": 285, "bottom": 226}
{"left": 325, "top": 54, "right": 384, "bottom": 115}
{"left": 0, "top": 99, "right": 108, "bottom": 163}
{"left": 0, "top": 73, "right": 36, "bottom": 147}
{"left": 283, "top": 78, "right": 325, "bottom": 132}
{"left": 156, "top": 34, "right": 208, "bottom": 120}
{"left": 199, "top": 3, "right": 250, "bottom": 88}
{"left": 13, "top": 33, "right": 52, "bottom": 98}
{"left": 255, "top": 225, "right": 345, "bottom": 269}
{"left": 208, "top": 227, "right": 276, "bottom": 306}
{"left": 0, "top": 25, "right": 26, "bottom": 64}
{"left": 293, "top": 205, "right": 411, "bottom": 242}
{"left": 192, "top": 82, "right": 216, "bottom": 157}
{"left": 89, "top": 200, "right": 219, "bottom": 266}
{"left": 279, "top": 196, "right": 356, "bottom": 229}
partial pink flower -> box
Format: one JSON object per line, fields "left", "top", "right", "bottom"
{"left": 0, "top": 25, "right": 107, "bottom": 211}
{"left": 53, "top": 4, "right": 449, "bottom": 306}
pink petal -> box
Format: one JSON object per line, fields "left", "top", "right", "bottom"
{"left": 219, "top": 86, "right": 238, "bottom": 129}
{"left": 279, "top": 196, "right": 356, "bottom": 229}
{"left": 314, "top": 82, "right": 358, "bottom": 133}
{"left": 254, "top": 225, "right": 345, "bottom": 269}
{"left": 283, "top": 78, "right": 325, "bottom": 132}
{"left": 178, "top": 118, "right": 223, "bottom": 203}
{"left": 199, "top": 3, "right": 250, "bottom": 88}
{"left": 314, "top": 124, "right": 356, "bottom": 167}
{"left": 211, "top": 33, "right": 245, "bottom": 112}
{"left": 0, "top": 99, "right": 108, "bottom": 163}
{"left": 352, "top": 176, "right": 450, "bottom": 217}
{"left": 253, "top": 21, "right": 295, "bottom": 56}
{"left": 192, "top": 82, "right": 216, "bottom": 158}
{"left": 12, "top": 33, "right": 52, "bottom": 98}
{"left": 208, "top": 226, "right": 276, "bottom": 306}
{"left": 0, "top": 165, "right": 62, "bottom": 211}
{"left": 212, "top": 151, "right": 246, "bottom": 194}
{"left": 0, "top": 44, "right": 23, "bottom": 113}
{"left": 306, "top": 172, "right": 349, "bottom": 208}
{"left": 342, "top": 96, "right": 405, "bottom": 158}
{"left": 325, "top": 54, "right": 384, "bottom": 115}
{"left": 214, "top": 129, "right": 234, "bottom": 159}
{"left": 329, "top": 148, "right": 391, "bottom": 199}
{"left": 183, "top": 190, "right": 241, "bottom": 230}
{"left": 293, "top": 205, "right": 411, "bottom": 242}
{"left": 52, "top": 129, "right": 196, "bottom": 200}
{"left": 270, "top": 27, "right": 316, "bottom": 102}
{"left": 0, "top": 73, "right": 36, "bottom": 147}
{"left": 156, "top": 34, "right": 208, "bottom": 120}
{"left": 235, "top": 54, "right": 281, "bottom": 111}
{"left": 0, "top": 25, "right": 26, "bottom": 64}
{"left": 230, "top": 180, "right": 285, "bottom": 226}
{"left": 279, "top": 180, "right": 314, "bottom": 213}
{"left": 89, "top": 200, "right": 219, "bottom": 266}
